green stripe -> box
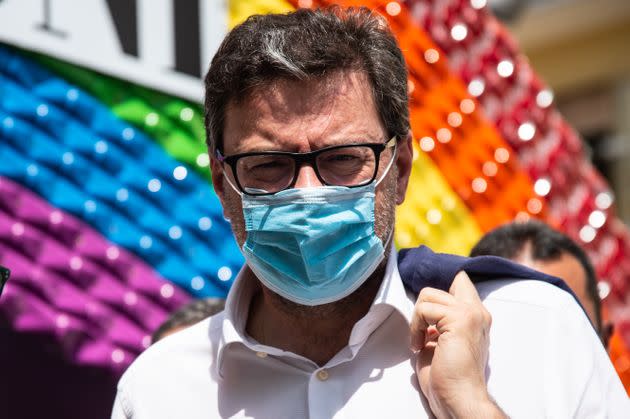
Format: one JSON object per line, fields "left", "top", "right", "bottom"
{"left": 31, "top": 52, "right": 213, "bottom": 183}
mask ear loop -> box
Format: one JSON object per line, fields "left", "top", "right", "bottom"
{"left": 374, "top": 140, "right": 398, "bottom": 250}
{"left": 375, "top": 140, "right": 398, "bottom": 188}
{"left": 222, "top": 168, "right": 244, "bottom": 197}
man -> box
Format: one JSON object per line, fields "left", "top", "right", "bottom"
{"left": 112, "top": 8, "right": 627, "bottom": 418}
{"left": 470, "top": 220, "right": 612, "bottom": 345}
{"left": 151, "top": 298, "right": 225, "bottom": 343}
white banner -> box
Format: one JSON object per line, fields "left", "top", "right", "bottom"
{"left": 0, "top": 0, "right": 228, "bottom": 103}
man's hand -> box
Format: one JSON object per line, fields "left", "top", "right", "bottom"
{"left": 411, "top": 271, "right": 505, "bottom": 419}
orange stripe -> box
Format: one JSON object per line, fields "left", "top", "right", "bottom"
{"left": 288, "top": 0, "right": 546, "bottom": 231}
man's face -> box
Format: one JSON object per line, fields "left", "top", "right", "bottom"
{"left": 211, "top": 70, "right": 412, "bottom": 253}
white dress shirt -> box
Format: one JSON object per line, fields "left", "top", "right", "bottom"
{"left": 112, "top": 248, "right": 628, "bottom": 418}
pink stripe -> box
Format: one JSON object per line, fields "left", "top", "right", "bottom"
{"left": 0, "top": 176, "right": 191, "bottom": 371}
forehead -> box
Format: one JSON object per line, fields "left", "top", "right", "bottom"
{"left": 533, "top": 253, "right": 587, "bottom": 289}
{"left": 515, "top": 246, "right": 588, "bottom": 288}
{"left": 222, "top": 70, "right": 386, "bottom": 154}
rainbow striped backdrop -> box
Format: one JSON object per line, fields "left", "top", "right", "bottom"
{"left": 0, "top": 0, "right": 628, "bottom": 387}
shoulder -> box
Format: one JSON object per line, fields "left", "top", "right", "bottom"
{"left": 475, "top": 279, "right": 629, "bottom": 417}
{"left": 475, "top": 278, "right": 595, "bottom": 345}
{"left": 476, "top": 278, "right": 583, "bottom": 315}
{"left": 474, "top": 278, "right": 597, "bottom": 360}
{"left": 122, "top": 312, "right": 224, "bottom": 381}
{"left": 115, "top": 312, "right": 225, "bottom": 407}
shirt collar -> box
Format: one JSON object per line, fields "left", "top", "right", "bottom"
{"left": 375, "top": 244, "right": 414, "bottom": 323}
{"left": 215, "top": 244, "right": 414, "bottom": 375}
{"left": 346, "top": 245, "right": 414, "bottom": 349}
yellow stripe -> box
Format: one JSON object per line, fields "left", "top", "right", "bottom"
{"left": 395, "top": 141, "right": 482, "bottom": 255}
{"left": 228, "top": 0, "right": 483, "bottom": 255}
{"left": 229, "top": 0, "right": 295, "bottom": 28}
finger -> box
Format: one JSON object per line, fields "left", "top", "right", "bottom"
{"left": 409, "top": 310, "right": 427, "bottom": 353}
{"left": 417, "top": 302, "right": 451, "bottom": 331}
{"left": 418, "top": 287, "right": 457, "bottom": 306}
{"left": 425, "top": 325, "right": 439, "bottom": 343}
{"left": 416, "top": 340, "right": 436, "bottom": 398}
{"left": 410, "top": 302, "right": 450, "bottom": 351}
{"left": 449, "top": 270, "right": 481, "bottom": 303}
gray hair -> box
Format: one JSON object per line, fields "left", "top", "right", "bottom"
{"left": 203, "top": 7, "right": 409, "bottom": 154}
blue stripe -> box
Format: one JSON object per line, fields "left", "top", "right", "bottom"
{"left": 0, "top": 47, "right": 242, "bottom": 297}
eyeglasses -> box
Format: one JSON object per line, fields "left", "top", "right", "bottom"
{"left": 216, "top": 137, "right": 397, "bottom": 196}
{"left": 0, "top": 265, "right": 9, "bottom": 298}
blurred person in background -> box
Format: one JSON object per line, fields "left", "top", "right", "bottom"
{"left": 470, "top": 220, "right": 612, "bottom": 346}
{"left": 152, "top": 298, "right": 225, "bottom": 343}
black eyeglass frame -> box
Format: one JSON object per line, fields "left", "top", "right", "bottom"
{"left": 215, "top": 137, "right": 397, "bottom": 196}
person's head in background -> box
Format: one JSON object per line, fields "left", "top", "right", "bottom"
{"left": 470, "top": 220, "right": 612, "bottom": 347}
{"left": 152, "top": 298, "right": 225, "bottom": 343}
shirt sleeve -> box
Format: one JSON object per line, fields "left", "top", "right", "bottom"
{"left": 570, "top": 328, "right": 629, "bottom": 417}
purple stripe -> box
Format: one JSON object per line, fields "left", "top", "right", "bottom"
{"left": 0, "top": 176, "right": 191, "bottom": 371}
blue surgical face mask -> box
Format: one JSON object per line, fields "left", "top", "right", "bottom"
{"left": 229, "top": 151, "right": 396, "bottom": 306}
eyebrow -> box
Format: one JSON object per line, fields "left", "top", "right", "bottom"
{"left": 230, "top": 135, "right": 386, "bottom": 154}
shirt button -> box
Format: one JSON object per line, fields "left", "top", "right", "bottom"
{"left": 256, "top": 351, "right": 268, "bottom": 358}
{"left": 316, "top": 369, "right": 329, "bottom": 381}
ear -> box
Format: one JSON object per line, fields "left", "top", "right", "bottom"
{"left": 210, "top": 154, "right": 230, "bottom": 218}
{"left": 395, "top": 131, "right": 413, "bottom": 205}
